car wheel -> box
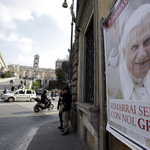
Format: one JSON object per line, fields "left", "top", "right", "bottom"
{"left": 8, "top": 97, "right": 14, "bottom": 102}
{"left": 30, "top": 98, "right": 35, "bottom": 102}
{"left": 48, "top": 104, "right": 54, "bottom": 111}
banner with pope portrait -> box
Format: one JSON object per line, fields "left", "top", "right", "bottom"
{"left": 102, "top": 0, "right": 150, "bottom": 149}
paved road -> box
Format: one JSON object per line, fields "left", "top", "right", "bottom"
{"left": 0, "top": 79, "right": 59, "bottom": 150}
{"left": 0, "top": 79, "right": 30, "bottom": 95}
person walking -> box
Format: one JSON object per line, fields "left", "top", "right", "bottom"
{"left": 20, "top": 80, "right": 23, "bottom": 85}
{"left": 11, "top": 85, "right": 16, "bottom": 92}
{"left": 57, "top": 90, "right": 64, "bottom": 130}
{"left": 24, "top": 80, "right": 26, "bottom": 86}
{"left": 61, "top": 86, "right": 72, "bottom": 135}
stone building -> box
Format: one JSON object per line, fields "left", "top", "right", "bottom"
{"left": 8, "top": 54, "right": 56, "bottom": 80}
{"left": 69, "top": 0, "right": 136, "bottom": 150}
{"left": 0, "top": 52, "right": 7, "bottom": 72}
{"left": 55, "top": 59, "right": 65, "bottom": 69}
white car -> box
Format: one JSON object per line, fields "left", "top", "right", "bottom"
{"left": 1, "top": 89, "right": 36, "bottom": 102}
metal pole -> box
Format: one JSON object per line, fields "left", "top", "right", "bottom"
{"left": 69, "top": 0, "right": 74, "bottom": 86}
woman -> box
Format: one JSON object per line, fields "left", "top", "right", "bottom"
{"left": 57, "top": 90, "right": 64, "bottom": 130}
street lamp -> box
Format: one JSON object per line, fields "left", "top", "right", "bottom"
{"left": 62, "top": 0, "right": 68, "bottom": 8}
{"left": 62, "top": 0, "right": 74, "bottom": 87}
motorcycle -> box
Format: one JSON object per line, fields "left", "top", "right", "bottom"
{"left": 33, "top": 97, "right": 54, "bottom": 113}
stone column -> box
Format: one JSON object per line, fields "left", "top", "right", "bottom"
{"left": 70, "top": 31, "right": 79, "bottom": 132}
{"left": 23, "top": 70, "right": 25, "bottom": 77}
{"left": 29, "top": 70, "right": 32, "bottom": 77}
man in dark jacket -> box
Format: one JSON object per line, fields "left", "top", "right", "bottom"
{"left": 41, "top": 90, "right": 49, "bottom": 107}
{"left": 11, "top": 85, "right": 16, "bottom": 92}
{"left": 61, "top": 86, "right": 72, "bottom": 135}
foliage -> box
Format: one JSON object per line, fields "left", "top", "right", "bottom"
{"left": 47, "top": 80, "right": 67, "bottom": 91}
{"left": 0, "top": 71, "right": 11, "bottom": 78}
{"left": 32, "top": 80, "right": 41, "bottom": 91}
{"left": 62, "top": 61, "right": 69, "bottom": 76}
{"left": 55, "top": 68, "right": 68, "bottom": 84}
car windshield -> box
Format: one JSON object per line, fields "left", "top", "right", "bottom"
{"left": 12, "top": 90, "right": 19, "bottom": 94}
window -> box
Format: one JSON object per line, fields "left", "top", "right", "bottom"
{"left": 85, "top": 21, "right": 94, "bottom": 104}
{"left": 26, "top": 90, "right": 31, "bottom": 94}
{"left": 32, "top": 91, "right": 35, "bottom": 94}
{"left": 19, "top": 90, "right": 25, "bottom": 94}
{"left": 52, "top": 72, "right": 53, "bottom": 74}
{"left": 20, "top": 69, "right": 22, "bottom": 71}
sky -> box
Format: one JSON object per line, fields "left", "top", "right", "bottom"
{"left": 0, "top": 0, "right": 75, "bottom": 69}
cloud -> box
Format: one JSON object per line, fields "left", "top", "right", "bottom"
{"left": 15, "top": 55, "right": 33, "bottom": 66}
{"left": 0, "top": 3, "right": 17, "bottom": 30}
{"left": 40, "top": 45, "right": 69, "bottom": 69}
{"left": 17, "top": 44, "right": 32, "bottom": 53}
{"left": 19, "top": 37, "right": 32, "bottom": 45}
{"left": 0, "top": 32, "right": 33, "bottom": 52}
{"left": 0, "top": 0, "right": 73, "bottom": 34}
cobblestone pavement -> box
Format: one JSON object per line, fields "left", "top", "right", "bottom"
{"left": 0, "top": 97, "right": 59, "bottom": 150}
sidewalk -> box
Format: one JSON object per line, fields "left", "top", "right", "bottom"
{"left": 27, "top": 120, "right": 91, "bottom": 150}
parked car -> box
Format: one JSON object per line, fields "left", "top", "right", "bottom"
{"left": 1, "top": 89, "right": 36, "bottom": 102}
{"left": 36, "top": 89, "right": 43, "bottom": 95}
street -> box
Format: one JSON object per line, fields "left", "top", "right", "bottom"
{"left": 0, "top": 79, "right": 59, "bottom": 150}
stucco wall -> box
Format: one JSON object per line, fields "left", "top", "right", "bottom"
{"left": 87, "top": 130, "right": 94, "bottom": 150}
{"left": 97, "top": 0, "right": 131, "bottom": 149}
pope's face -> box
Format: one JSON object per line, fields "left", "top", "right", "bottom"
{"left": 123, "top": 20, "right": 150, "bottom": 78}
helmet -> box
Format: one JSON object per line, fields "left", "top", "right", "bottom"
{"left": 44, "top": 89, "right": 48, "bottom": 94}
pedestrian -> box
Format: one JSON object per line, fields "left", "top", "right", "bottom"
{"left": 11, "top": 85, "right": 16, "bottom": 92}
{"left": 57, "top": 89, "right": 64, "bottom": 130}
{"left": 20, "top": 80, "right": 23, "bottom": 85}
{"left": 51, "top": 91, "right": 54, "bottom": 97}
{"left": 24, "top": 80, "right": 26, "bottom": 86}
{"left": 3, "top": 87, "right": 7, "bottom": 94}
{"left": 61, "top": 86, "right": 72, "bottom": 135}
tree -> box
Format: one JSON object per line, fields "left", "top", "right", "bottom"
{"left": 55, "top": 68, "right": 68, "bottom": 84}
{"left": 0, "top": 71, "right": 11, "bottom": 78}
{"left": 62, "top": 61, "right": 69, "bottom": 80}
{"left": 5, "top": 71, "right": 11, "bottom": 78}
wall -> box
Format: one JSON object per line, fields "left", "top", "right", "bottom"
{"left": 8, "top": 65, "right": 56, "bottom": 79}
{"left": 75, "top": 0, "right": 132, "bottom": 149}
{"left": 75, "top": 1, "right": 99, "bottom": 150}
{"left": 97, "top": 0, "right": 131, "bottom": 149}
{"left": 87, "top": 130, "right": 94, "bottom": 150}
{"left": 0, "top": 77, "right": 15, "bottom": 83}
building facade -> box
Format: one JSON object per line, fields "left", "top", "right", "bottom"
{"left": 55, "top": 59, "right": 66, "bottom": 70}
{"left": 0, "top": 52, "right": 7, "bottom": 72}
{"left": 8, "top": 54, "right": 56, "bottom": 80}
{"left": 70, "top": 0, "right": 134, "bottom": 150}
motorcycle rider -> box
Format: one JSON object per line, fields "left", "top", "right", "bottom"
{"left": 41, "top": 90, "right": 50, "bottom": 107}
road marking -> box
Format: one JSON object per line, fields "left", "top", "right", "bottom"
{"left": 0, "top": 102, "right": 16, "bottom": 105}
{"left": 17, "top": 127, "right": 38, "bottom": 150}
